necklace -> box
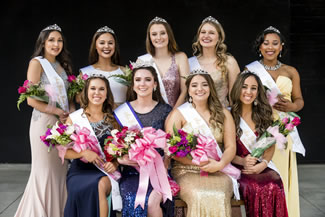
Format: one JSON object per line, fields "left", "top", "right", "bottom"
{"left": 259, "top": 60, "right": 282, "bottom": 71}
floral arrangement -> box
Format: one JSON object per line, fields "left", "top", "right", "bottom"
{"left": 67, "top": 74, "right": 88, "bottom": 99}
{"left": 108, "top": 64, "right": 133, "bottom": 86}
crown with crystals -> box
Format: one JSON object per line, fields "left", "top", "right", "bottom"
{"left": 42, "top": 24, "right": 61, "bottom": 32}
{"left": 189, "top": 69, "right": 209, "bottom": 76}
{"left": 149, "top": 16, "right": 168, "bottom": 24}
{"left": 96, "top": 26, "right": 115, "bottom": 34}
{"left": 202, "top": 16, "right": 219, "bottom": 25}
{"left": 264, "top": 26, "right": 280, "bottom": 34}
{"left": 88, "top": 73, "right": 107, "bottom": 80}
{"left": 130, "top": 59, "right": 154, "bottom": 69}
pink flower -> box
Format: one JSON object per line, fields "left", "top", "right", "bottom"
{"left": 285, "top": 123, "right": 294, "bottom": 131}
{"left": 67, "top": 75, "right": 76, "bottom": 82}
{"left": 282, "top": 117, "right": 289, "bottom": 125}
{"left": 168, "top": 146, "right": 178, "bottom": 154}
{"left": 292, "top": 117, "right": 301, "bottom": 126}
{"left": 166, "top": 133, "right": 171, "bottom": 139}
{"left": 18, "top": 86, "right": 27, "bottom": 94}
{"left": 23, "top": 80, "right": 30, "bottom": 88}
{"left": 129, "top": 64, "right": 133, "bottom": 70}
{"left": 82, "top": 74, "right": 88, "bottom": 80}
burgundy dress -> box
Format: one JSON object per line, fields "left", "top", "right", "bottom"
{"left": 235, "top": 135, "right": 288, "bottom": 217}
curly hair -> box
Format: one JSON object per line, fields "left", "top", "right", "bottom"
{"left": 230, "top": 72, "right": 273, "bottom": 138}
{"left": 186, "top": 74, "right": 225, "bottom": 131}
{"left": 80, "top": 77, "right": 119, "bottom": 129}
{"left": 31, "top": 29, "right": 73, "bottom": 75}
{"left": 192, "top": 20, "right": 229, "bottom": 80}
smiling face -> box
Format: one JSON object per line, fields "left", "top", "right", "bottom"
{"left": 95, "top": 33, "right": 115, "bottom": 59}
{"left": 188, "top": 75, "right": 210, "bottom": 103}
{"left": 87, "top": 78, "right": 107, "bottom": 106}
{"left": 149, "top": 24, "right": 169, "bottom": 49}
{"left": 259, "top": 33, "right": 283, "bottom": 61}
{"left": 199, "top": 23, "right": 219, "bottom": 48}
{"left": 44, "top": 31, "right": 63, "bottom": 57}
{"left": 240, "top": 76, "right": 258, "bottom": 105}
{"left": 133, "top": 69, "right": 157, "bottom": 99}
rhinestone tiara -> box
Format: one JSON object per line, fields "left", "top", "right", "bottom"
{"left": 202, "top": 16, "right": 219, "bottom": 25}
{"left": 96, "top": 26, "right": 115, "bottom": 34}
{"left": 150, "top": 16, "right": 167, "bottom": 24}
{"left": 264, "top": 26, "right": 280, "bottom": 34}
{"left": 189, "top": 69, "right": 209, "bottom": 76}
{"left": 42, "top": 24, "right": 61, "bottom": 32}
{"left": 130, "top": 59, "right": 153, "bottom": 69}
{"left": 88, "top": 73, "right": 107, "bottom": 79}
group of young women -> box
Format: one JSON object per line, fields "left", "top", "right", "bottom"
{"left": 15, "top": 15, "right": 305, "bottom": 217}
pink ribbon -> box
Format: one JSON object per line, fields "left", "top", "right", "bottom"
{"left": 128, "top": 127, "right": 172, "bottom": 209}
{"left": 267, "top": 126, "right": 287, "bottom": 150}
{"left": 266, "top": 88, "right": 279, "bottom": 106}
{"left": 44, "top": 84, "right": 60, "bottom": 111}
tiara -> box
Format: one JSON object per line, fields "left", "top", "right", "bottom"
{"left": 88, "top": 73, "right": 107, "bottom": 79}
{"left": 264, "top": 26, "right": 280, "bottom": 34}
{"left": 189, "top": 69, "right": 209, "bottom": 76}
{"left": 130, "top": 59, "right": 154, "bottom": 69}
{"left": 150, "top": 16, "right": 167, "bottom": 24}
{"left": 202, "top": 16, "right": 219, "bottom": 25}
{"left": 96, "top": 26, "right": 115, "bottom": 34}
{"left": 42, "top": 24, "right": 61, "bottom": 32}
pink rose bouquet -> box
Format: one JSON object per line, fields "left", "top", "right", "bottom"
{"left": 67, "top": 74, "right": 88, "bottom": 99}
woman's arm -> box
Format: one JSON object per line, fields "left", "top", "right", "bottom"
{"left": 226, "top": 55, "right": 240, "bottom": 103}
{"left": 174, "top": 52, "right": 190, "bottom": 108}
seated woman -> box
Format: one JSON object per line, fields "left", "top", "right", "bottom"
{"left": 230, "top": 71, "right": 288, "bottom": 217}
{"left": 166, "top": 69, "right": 239, "bottom": 217}
{"left": 64, "top": 76, "right": 120, "bottom": 217}
{"left": 114, "top": 63, "right": 173, "bottom": 217}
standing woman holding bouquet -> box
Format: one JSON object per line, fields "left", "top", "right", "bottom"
{"left": 64, "top": 76, "right": 120, "bottom": 217}
{"left": 188, "top": 16, "right": 240, "bottom": 107}
{"left": 113, "top": 63, "right": 173, "bottom": 217}
{"left": 166, "top": 70, "right": 240, "bottom": 217}
{"left": 80, "top": 26, "right": 127, "bottom": 105}
{"left": 137, "top": 16, "right": 189, "bottom": 107}
{"left": 231, "top": 72, "right": 288, "bottom": 217}
{"left": 14, "top": 24, "right": 73, "bottom": 217}
{"left": 246, "top": 26, "right": 305, "bottom": 217}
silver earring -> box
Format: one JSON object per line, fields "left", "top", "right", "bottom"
{"left": 259, "top": 53, "right": 262, "bottom": 57}
{"left": 188, "top": 96, "right": 193, "bottom": 103}
{"left": 279, "top": 51, "right": 282, "bottom": 58}
{"left": 154, "top": 87, "right": 157, "bottom": 91}
{"left": 254, "top": 100, "right": 258, "bottom": 106}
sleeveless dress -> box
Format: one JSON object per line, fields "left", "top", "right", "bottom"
{"left": 271, "top": 76, "right": 300, "bottom": 217}
{"left": 64, "top": 118, "right": 116, "bottom": 217}
{"left": 118, "top": 102, "right": 173, "bottom": 217}
{"left": 14, "top": 62, "right": 69, "bottom": 217}
{"left": 80, "top": 66, "right": 127, "bottom": 104}
{"left": 235, "top": 135, "right": 288, "bottom": 217}
{"left": 171, "top": 123, "right": 233, "bottom": 217}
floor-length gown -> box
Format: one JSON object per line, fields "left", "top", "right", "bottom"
{"left": 235, "top": 136, "right": 288, "bottom": 217}
{"left": 64, "top": 118, "right": 116, "bottom": 217}
{"left": 14, "top": 62, "right": 68, "bottom": 217}
{"left": 119, "top": 102, "right": 173, "bottom": 217}
{"left": 171, "top": 124, "right": 233, "bottom": 217}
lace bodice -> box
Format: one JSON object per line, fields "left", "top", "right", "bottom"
{"left": 90, "top": 119, "right": 113, "bottom": 140}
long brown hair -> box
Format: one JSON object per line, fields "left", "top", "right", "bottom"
{"left": 230, "top": 72, "right": 273, "bottom": 137}
{"left": 81, "top": 77, "right": 119, "bottom": 129}
{"left": 31, "top": 29, "right": 73, "bottom": 75}
{"left": 186, "top": 74, "right": 225, "bottom": 131}
{"left": 192, "top": 20, "right": 229, "bottom": 80}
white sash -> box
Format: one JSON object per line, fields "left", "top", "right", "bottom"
{"left": 138, "top": 54, "right": 169, "bottom": 104}
{"left": 113, "top": 102, "right": 143, "bottom": 128}
{"left": 35, "top": 56, "right": 69, "bottom": 112}
{"left": 177, "top": 102, "right": 240, "bottom": 200}
{"left": 246, "top": 61, "right": 305, "bottom": 156}
{"left": 239, "top": 117, "right": 280, "bottom": 174}
{"left": 188, "top": 56, "right": 201, "bottom": 72}
{"left": 69, "top": 109, "right": 122, "bottom": 211}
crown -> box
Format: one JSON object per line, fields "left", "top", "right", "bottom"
{"left": 264, "top": 26, "right": 280, "bottom": 34}
{"left": 150, "top": 16, "right": 167, "bottom": 24}
{"left": 189, "top": 69, "right": 209, "bottom": 76}
{"left": 42, "top": 24, "right": 61, "bottom": 32}
{"left": 130, "top": 59, "right": 154, "bottom": 69}
{"left": 96, "top": 26, "right": 115, "bottom": 34}
{"left": 202, "top": 16, "right": 219, "bottom": 25}
{"left": 88, "top": 73, "right": 107, "bottom": 80}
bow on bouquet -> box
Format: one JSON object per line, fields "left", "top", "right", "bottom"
{"left": 67, "top": 74, "right": 88, "bottom": 100}
{"left": 17, "top": 80, "right": 61, "bottom": 110}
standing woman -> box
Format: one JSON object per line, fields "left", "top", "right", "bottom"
{"left": 246, "top": 26, "right": 305, "bottom": 217}
{"left": 114, "top": 63, "right": 173, "bottom": 217}
{"left": 80, "top": 26, "right": 127, "bottom": 105}
{"left": 138, "top": 16, "right": 189, "bottom": 107}
{"left": 189, "top": 16, "right": 240, "bottom": 107}
{"left": 231, "top": 72, "right": 288, "bottom": 217}
{"left": 166, "top": 70, "right": 240, "bottom": 217}
{"left": 14, "top": 24, "right": 73, "bottom": 217}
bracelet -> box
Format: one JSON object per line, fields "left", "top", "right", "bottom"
{"left": 262, "top": 159, "right": 269, "bottom": 166}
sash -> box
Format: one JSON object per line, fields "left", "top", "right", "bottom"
{"left": 177, "top": 102, "right": 240, "bottom": 200}
{"left": 69, "top": 109, "right": 122, "bottom": 211}
{"left": 113, "top": 102, "right": 143, "bottom": 128}
{"left": 34, "top": 56, "right": 69, "bottom": 112}
{"left": 239, "top": 117, "right": 280, "bottom": 174}
{"left": 188, "top": 56, "right": 201, "bottom": 72}
{"left": 246, "top": 61, "right": 305, "bottom": 156}
{"left": 138, "top": 54, "right": 169, "bottom": 104}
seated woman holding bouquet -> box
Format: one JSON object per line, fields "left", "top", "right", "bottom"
{"left": 165, "top": 69, "right": 240, "bottom": 217}
{"left": 230, "top": 71, "right": 288, "bottom": 217}
{"left": 113, "top": 61, "right": 173, "bottom": 217}
{"left": 64, "top": 75, "right": 120, "bottom": 217}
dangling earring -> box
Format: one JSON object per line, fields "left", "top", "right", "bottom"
{"left": 154, "top": 86, "right": 157, "bottom": 92}
{"left": 259, "top": 52, "right": 262, "bottom": 57}
{"left": 279, "top": 51, "right": 282, "bottom": 58}
{"left": 254, "top": 100, "right": 258, "bottom": 106}
{"left": 188, "top": 96, "right": 193, "bottom": 103}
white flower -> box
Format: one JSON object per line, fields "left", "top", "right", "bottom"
{"left": 111, "top": 129, "right": 119, "bottom": 138}
{"left": 65, "top": 125, "right": 75, "bottom": 135}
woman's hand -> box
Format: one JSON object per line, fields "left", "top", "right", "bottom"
{"left": 81, "top": 150, "right": 104, "bottom": 166}
{"left": 117, "top": 154, "right": 139, "bottom": 167}
{"left": 102, "top": 161, "right": 118, "bottom": 173}
{"left": 243, "top": 154, "right": 258, "bottom": 168}
{"left": 273, "top": 95, "right": 297, "bottom": 112}
{"left": 54, "top": 108, "right": 69, "bottom": 123}
{"left": 200, "top": 158, "right": 224, "bottom": 173}
{"left": 242, "top": 162, "right": 267, "bottom": 175}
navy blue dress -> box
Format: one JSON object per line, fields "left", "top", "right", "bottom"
{"left": 118, "top": 102, "right": 174, "bottom": 217}
{"left": 64, "top": 120, "right": 116, "bottom": 217}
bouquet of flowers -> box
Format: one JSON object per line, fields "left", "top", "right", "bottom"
{"left": 67, "top": 74, "right": 88, "bottom": 99}
{"left": 250, "top": 113, "right": 302, "bottom": 158}
{"left": 108, "top": 64, "right": 133, "bottom": 86}
{"left": 166, "top": 127, "right": 196, "bottom": 158}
